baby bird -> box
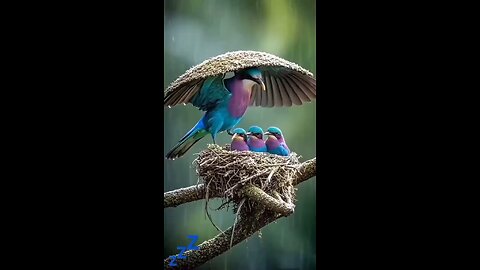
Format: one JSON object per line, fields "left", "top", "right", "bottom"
{"left": 247, "top": 126, "right": 267, "bottom": 152}
{"left": 230, "top": 128, "right": 249, "bottom": 152}
{"left": 265, "top": 127, "right": 290, "bottom": 156}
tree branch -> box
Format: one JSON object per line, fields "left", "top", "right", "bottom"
{"left": 164, "top": 184, "right": 207, "bottom": 208}
{"left": 164, "top": 157, "right": 316, "bottom": 208}
{"left": 293, "top": 157, "right": 316, "bottom": 186}
{"left": 163, "top": 157, "right": 316, "bottom": 269}
{"left": 164, "top": 205, "right": 282, "bottom": 269}
{"left": 242, "top": 185, "right": 295, "bottom": 216}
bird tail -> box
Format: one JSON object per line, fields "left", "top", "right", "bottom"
{"left": 166, "top": 120, "right": 209, "bottom": 159}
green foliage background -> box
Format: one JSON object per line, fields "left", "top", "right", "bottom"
{"left": 164, "top": 0, "right": 316, "bottom": 269}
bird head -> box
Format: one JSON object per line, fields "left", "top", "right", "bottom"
{"left": 247, "top": 126, "right": 264, "bottom": 140}
{"left": 232, "top": 128, "right": 248, "bottom": 142}
{"left": 236, "top": 68, "right": 266, "bottom": 91}
{"left": 264, "top": 126, "right": 284, "bottom": 140}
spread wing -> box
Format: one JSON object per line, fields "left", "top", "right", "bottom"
{"left": 164, "top": 75, "right": 230, "bottom": 111}
{"left": 249, "top": 66, "right": 316, "bottom": 107}
{"left": 164, "top": 50, "right": 316, "bottom": 109}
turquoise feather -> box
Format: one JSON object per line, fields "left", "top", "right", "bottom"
{"left": 265, "top": 127, "right": 290, "bottom": 156}
{"left": 247, "top": 126, "right": 267, "bottom": 152}
{"left": 165, "top": 68, "right": 263, "bottom": 159}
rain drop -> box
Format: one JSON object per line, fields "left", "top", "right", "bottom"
{"left": 183, "top": 103, "right": 186, "bottom": 106}
{"left": 168, "top": 105, "right": 172, "bottom": 108}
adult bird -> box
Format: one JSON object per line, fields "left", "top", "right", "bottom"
{"left": 230, "top": 128, "right": 249, "bottom": 152}
{"left": 246, "top": 126, "right": 267, "bottom": 152}
{"left": 265, "top": 127, "right": 290, "bottom": 156}
{"left": 164, "top": 51, "right": 316, "bottom": 159}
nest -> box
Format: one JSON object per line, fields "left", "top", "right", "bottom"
{"left": 193, "top": 144, "right": 301, "bottom": 215}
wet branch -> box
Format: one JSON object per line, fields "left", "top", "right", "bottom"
{"left": 163, "top": 157, "right": 316, "bottom": 269}
{"left": 164, "top": 157, "right": 316, "bottom": 208}
{"left": 242, "top": 185, "right": 295, "bottom": 216}
{"left": 164, "top": 207, "right": 281, "bottom": 270}
{"left": 164, "top": 184, "right": 208, "bottom": 208}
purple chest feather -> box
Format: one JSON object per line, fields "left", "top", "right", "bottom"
{"left": 248, "top": 137, "right": 266, "bottom": 148}
{"left": 266, "top": 136, "right": 289, "bottom": 150}
{"left": 228, "top": 79, "right": 253, "bottom": 118}
{"left": 266, "top": 137, "right": 281, "bottom": 149}
{"left": 231, "top": 138, "right": 249, "bottom": 151}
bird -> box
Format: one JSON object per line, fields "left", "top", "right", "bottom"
{"left": 230, "top": 128, "right": 249, "bottom": 152}
{"left": 246, "top": 126, "right": 267, "bottom": 152}
{"left": 265, "top": 127, "right": 290, "bottom": 156}
{"left": 164, "top": 50, "right": 316, "bottom": 159}
{"left": 165, "top": 68, "right": 264, "bottom": 159}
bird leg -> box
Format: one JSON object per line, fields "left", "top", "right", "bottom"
{"left": 207, "top": 119, "right": 222, "bottom": 145}
{"left": 211, "top": 133, "right": 217, "bottom": 144}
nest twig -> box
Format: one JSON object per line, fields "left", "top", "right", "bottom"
{"left": 193, "top": 144, "right": 301, "bottom": 216}
{"left": 164, "top": 155, "right": 316, "bottom": 269}
{"left": 164, "top": 50, "right": 314, "bottom": 95}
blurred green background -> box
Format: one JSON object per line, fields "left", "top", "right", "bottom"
{"left": 164, "top": 0, "right": 316, "bottom": 269}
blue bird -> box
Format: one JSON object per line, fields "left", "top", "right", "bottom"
{"left": 246, "top": 126, "right": 267, "bottom": 152}
{"left": 265, "top": 127, "right": 290, "bottom": 156}
{"left": 164, "top": 51, "right": 316, "bottom": 159}
{"left": 230, "top": 128, "right": 249, "bottom": 152}
{"left": 165, "top": 68, "right": 265, "bottom": 159}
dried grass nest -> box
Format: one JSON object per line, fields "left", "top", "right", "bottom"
{"left": 193, "top": 144, "right": 302, "bottom": 213}
{"left": 165, "top": 50, "right": 314, "bottom": 95}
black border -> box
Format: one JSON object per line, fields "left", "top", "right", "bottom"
{"left": 17, "top": 0, "right": 457, "bottom": 269}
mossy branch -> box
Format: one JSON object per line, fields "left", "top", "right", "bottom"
{"left": 163, "top": 157, "right": 316, "bottom": 269}
{"left": 164, "top": 206, "right": 281, "bottom": 270}
{"left": 241, "top": 185, "right": 295, "bottom": 216}
{"left": 164, "top": 157, "right": 316, "bottom": 208}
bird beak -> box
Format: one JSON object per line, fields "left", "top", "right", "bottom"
{"left": 246, "top": 132, "right": 252, "bottom": 135}
{"left": 254, "top": 77, "right": 266, "bottom": 91}
{"left": 264, "top": 132, "right": 272, "bottom": 136}
{"left": 232, "top": 134, "right": 238, "bottom": 139}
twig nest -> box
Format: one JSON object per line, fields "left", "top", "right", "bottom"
{"left": 165, "top": 50, "right": 315, "bottom": 94}
{"left": 193, "top": 144, "right": 300, "bottom": 212}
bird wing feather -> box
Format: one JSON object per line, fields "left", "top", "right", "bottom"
{"left": 164, "top": 51, "right": 315, "bottom": 109}
{"left": 191, "top": 76, "right": 231, "bottom": 111}
{"left": 249, "top": 66, "right": 316, "bottom": 107}
{"left": 164, "top": 75, "right": 230, "bottom": 111}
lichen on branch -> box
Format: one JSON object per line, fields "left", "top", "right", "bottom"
{"left": 163, "top": 145, "right": 317, "bottom": 269}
